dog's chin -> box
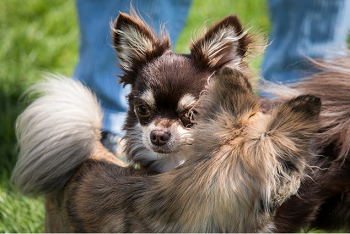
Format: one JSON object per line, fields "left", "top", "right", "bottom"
{"left": 127, "top": 139, "right": 187, "bottom": 172}
{"left": 150, "top": 150, "right": 186, "bottom": 172}
{"left": 151, "top": 147, "right": 173, "bottom": 154}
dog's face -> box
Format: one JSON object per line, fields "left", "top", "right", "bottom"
{"left": 124, "top": 53, "right": 211, "bottom": 172}
{"left": 112, "top": 11, "right": 254, "bottom": 172}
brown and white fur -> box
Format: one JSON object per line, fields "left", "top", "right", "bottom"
{"left": 12, "top": 11, "right": 350, "bottom": 232}
{"left": 11, "top": 65, "right": 321, "bottom": 232}
{"left": 112, "top": 11, "right": 255, "bottom": 172}
{"left": 261, "top": 56, "right": 350, "bottom": 232}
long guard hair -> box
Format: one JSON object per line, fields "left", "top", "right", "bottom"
{"left": 262, "top": 55, "right": 350, "bottom": 232}
{"left": 12, "top": 66, "right": 320, "bottom": 232}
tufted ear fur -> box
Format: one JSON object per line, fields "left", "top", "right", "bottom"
{"left": 112, "top": 10, "right": 171, "bottom": 86}
{"left": 197, "top": 67, "right": 258, "bottom": 124}
{"left": 190, "top": 15, "right": 253, "bottom": 70}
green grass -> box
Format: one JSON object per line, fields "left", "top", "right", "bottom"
{"left": 0, "top": 0, "right": 269, "bottom": 232}
{"left": 0, "top": 0, "right": 78, "bottom": 232}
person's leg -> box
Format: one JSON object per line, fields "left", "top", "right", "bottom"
{"left": 74, "top": 0, "right": 192, "bottom": 152}
{"left": 262, "top": 0, "right": 350, "bottom": 85}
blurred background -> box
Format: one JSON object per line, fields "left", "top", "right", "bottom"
{"left": 0, "top": 0, "right": 269, "bottom": 232}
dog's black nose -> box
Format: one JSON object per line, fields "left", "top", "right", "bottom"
{"left": 150, "top": 130, "right": 171, "bottom": 146}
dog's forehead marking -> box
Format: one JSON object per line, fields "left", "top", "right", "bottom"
{"left": 140, "top": 89, "right": 156, "bottom": 108}
{"left": 177, "top": 94, "right": 197, "bottom": 113}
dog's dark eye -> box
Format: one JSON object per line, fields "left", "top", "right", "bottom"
{"left": 137, "top": 105, "right": 150, "bottom": 117}
{"left": 181, "top": 111, "right": 195, "bottom": 128}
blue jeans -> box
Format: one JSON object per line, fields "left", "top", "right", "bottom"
{"left": 262, "top": 0, "right": 350, "bottom": 84}
{"left": 75, "top": 0, "right": 350, "bottom": 134}
{"left": 74, "top": 0, "right": 192, "bottom": 135}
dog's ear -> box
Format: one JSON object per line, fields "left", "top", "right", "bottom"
{"left": 257, "top": 95, "right": 321, "bottom": 205}
{"left": 197, "top": 67, "right": 259, "bottom": 124}
{"left": 190, "top": 67, "right": 259, "bottom": 157}
{"left": 258, "top": 94, "right": 321, "bottom": 181}
{"left": 190, "top": 15, "right": 253, "bottom": 70}
{"left": 112, "top": 11, "right": 171, "bottom": 86}
{"left": 268, "top": 94, "right": 321, "bottom": 154}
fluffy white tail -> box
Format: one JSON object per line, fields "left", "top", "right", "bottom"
{"left": 11, "top": 75, "right": 103, "bottom": 195}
